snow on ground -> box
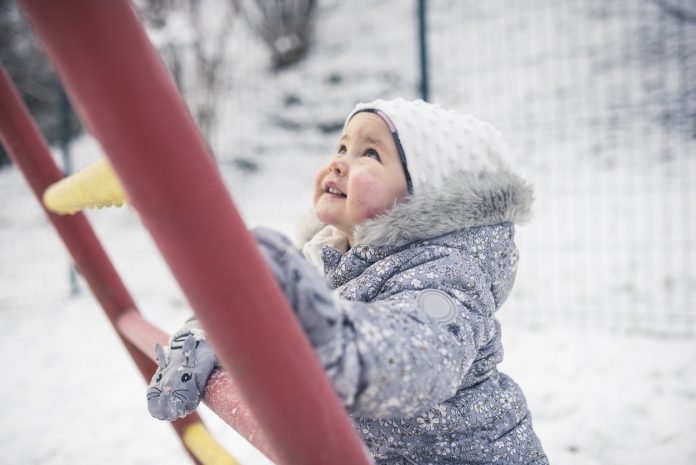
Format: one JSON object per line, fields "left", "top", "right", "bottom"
{"left": 1, "top": 136, "right": 695, "bottom": 465}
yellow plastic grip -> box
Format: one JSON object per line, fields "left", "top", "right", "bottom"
{"left": 43, "top": 157, "right": 128, "bottom": 215}
{"left": 182, "top": 422, "right": 243, "bottom": 465}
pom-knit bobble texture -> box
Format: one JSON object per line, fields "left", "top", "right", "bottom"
{"left": 347, "top": 98, "right": 512, "bottom": 193}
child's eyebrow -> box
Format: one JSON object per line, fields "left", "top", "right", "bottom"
{"left": 340, "top": 133, "right": 384, "bottom": 147}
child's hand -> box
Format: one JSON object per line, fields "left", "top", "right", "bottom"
{"left": 253, "top": 227, "right": 339, "bottom": 347}
{"left": 146, "top": 324, "right": 217, "bottom": 421}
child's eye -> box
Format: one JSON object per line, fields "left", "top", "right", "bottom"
{"left": 364, "top": 149, "right": 380, "bottom": 160}
{"left": 181, "top": 373, "right": 192, "bottom": 383}
{"left": 337, "top": 145, "right": 347, "bottom": 155}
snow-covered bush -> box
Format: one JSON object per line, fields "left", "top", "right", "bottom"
{"left": 234, "top": 0, "right": 317, "bottom": 69}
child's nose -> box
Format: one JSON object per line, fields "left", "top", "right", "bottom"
{"left": 328, "top": 158, "right": 348, "bottom": 176}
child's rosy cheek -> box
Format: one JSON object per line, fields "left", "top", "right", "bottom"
{"left": 350, "top": 175, "right": 384, "bottom": 219}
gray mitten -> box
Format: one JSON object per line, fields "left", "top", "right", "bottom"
{"left": 146, "top": 322, "right": 217, "bottom": 421}
{"left": 252, "top": 227, "right": 339, "bottom": 347}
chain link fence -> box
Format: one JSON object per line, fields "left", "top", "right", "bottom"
{"left": 2, "top": 0, "right": 694, "bottom": 337}
{"left": 429, "top": 0, "right": 695, "bottom": 336}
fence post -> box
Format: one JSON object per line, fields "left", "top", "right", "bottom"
{"left": 418, "top": 0, "right": 430, "bottom": 101}
{"left": 55, "top": 79, "right": 80, "bottom": 295}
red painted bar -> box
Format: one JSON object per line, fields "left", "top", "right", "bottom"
{"left": 0, "top": 64, "right": 204, "bottom": 465}
{"left": 117, "top": 311, "right": 278, "bottom": 462}
{"left": 18, "top": 2, "right": 372, "bottom": 464}
{"left": 117, "top": 310, "right": 170, "bottom": 356}
{"left": 202, "top": 371, "right": 275, "bottom": 461}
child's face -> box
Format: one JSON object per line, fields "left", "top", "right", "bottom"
{"left": 313, "top": 112, "right": 408, "bottom": 242}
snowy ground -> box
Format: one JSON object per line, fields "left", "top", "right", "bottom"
{"left": 1, "top": 138, "right": 695, "bottom": 465}
{"left": 2, "top": 0, "right": 696, "bottom": 463}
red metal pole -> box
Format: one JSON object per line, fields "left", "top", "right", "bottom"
{"left": 0, "top": 65, "right": 204, "bottom": 465}
{"left": 17, "top": 2, "right": 372, "bottom": 465}
{"left": 1, "top": 55, "right": 273, "bottom": 461}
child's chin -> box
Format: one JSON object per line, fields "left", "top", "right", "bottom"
{"left": 314, "top": 209, "right": 335, "bottom": 225}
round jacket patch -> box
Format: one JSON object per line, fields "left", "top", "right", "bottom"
{"left": 418, "top": 289, "right": 457, "bottom": 324}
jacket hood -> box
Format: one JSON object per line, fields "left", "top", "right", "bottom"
{"left": 298, "top": 168, "right": 533, "bottom": 250}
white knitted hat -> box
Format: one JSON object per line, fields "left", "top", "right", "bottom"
{"left": 346, "top": 98, "right": 511, "bottom": 194}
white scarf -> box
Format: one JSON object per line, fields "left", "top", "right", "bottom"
{"left": 301, "top": 225, "right": 350, "bottom": 275}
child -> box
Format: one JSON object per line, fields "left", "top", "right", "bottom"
{"left": 147, "top": 98, "right": 548, "bottom": 464}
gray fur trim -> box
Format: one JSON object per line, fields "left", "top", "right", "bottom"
{"left": 296, "top": 169, "right": 533, "bottom": 249}
{"left": 353, "top": 170, "right": 533, "bottom": 248}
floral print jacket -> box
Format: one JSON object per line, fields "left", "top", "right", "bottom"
{"left": 256, "top": 170, "right": 548, "bottom": 464}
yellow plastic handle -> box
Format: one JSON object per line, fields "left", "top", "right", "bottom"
{"left": 43, "top": 158, "right": 128, "bottom": 215}
{"left": 183, "top": 422, "right": 243, "bottom": 465}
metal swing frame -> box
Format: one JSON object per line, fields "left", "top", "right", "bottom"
{"left": 0, "top": 1, "right": 372, "bottom": 464}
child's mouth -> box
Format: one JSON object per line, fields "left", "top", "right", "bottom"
{"left": 326, "top": 187, "right": 347, "bottom": 198}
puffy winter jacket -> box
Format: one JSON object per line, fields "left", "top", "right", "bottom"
{"left": 253, "top": 169, "right": 548, "bottom": 465}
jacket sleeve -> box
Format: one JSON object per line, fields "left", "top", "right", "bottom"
{"left": 253, "top": 228, "right": 496, "bottom": 419}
